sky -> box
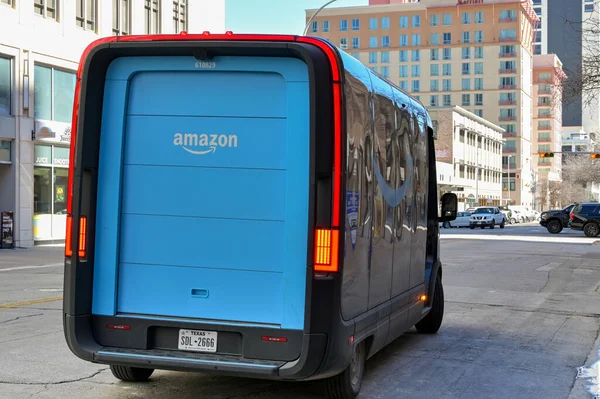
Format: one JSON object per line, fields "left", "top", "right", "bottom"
{"left": 225, "top": 0, "right": 369, "bottom": 35}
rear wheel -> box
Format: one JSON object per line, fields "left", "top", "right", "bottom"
{"left": 546, "top": 219, "right": 563, "bottom": 234}
{"left": 500, "top": 218, "right": 505, "bottom": 229}
{"left": 110, "top": 365, "right": 154, "bottom": 382}
{"left": 415, "top": 273, "right": 444, "bottom": 334}
{"left": 325, "top": 341, "right": 366, "bottom": 399}
{"left": 584, "top": 222, "right": 600, "bottom": 238}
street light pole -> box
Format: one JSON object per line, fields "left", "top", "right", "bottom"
{"left": 304, "top": 0, "right": 338, "bottom": 35}
{"left": 475, "top": 135, "right": 480, "bottom": 206}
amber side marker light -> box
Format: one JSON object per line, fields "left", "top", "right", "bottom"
{"left": 314, "top": 229, "right": 340, "bottom": 273}
{"left": 419, "top": 295, "right": 428, "bottom": 302}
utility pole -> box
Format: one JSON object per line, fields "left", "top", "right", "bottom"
{"left": 303, "top": 0, "right": 338, "bottom": 35}
{"left": 475, "top": 135, "right": 480, "bottom": 206}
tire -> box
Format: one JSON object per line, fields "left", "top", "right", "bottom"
{"left": 110, "top": 365, "right": 154, "bottom": 382}
{"left": 500, "top": 218, "right": 505, "bottom": 229}
{"left": 546, "top": 219, "right": 563, "bottom": 234}
{"left": 583, "top": 222, "right": 600, "bottom": 238}
{"left": 415, "top": 273, "right": 444, "bottom": 334}
{"left": 470, "top": 225, "right": 475, "bottom": 230}
{"left": 511, "top": 218, "right": 517, "bottom": 224}
{"left": 325, "top": 341, "right": 366, "bottom": 399}
{"left": 490, "top": 221, "right": 495, "bottom": 229}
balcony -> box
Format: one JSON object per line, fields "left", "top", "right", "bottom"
{"left": 537, "top": 126, "right": 551, "bottom": 131}
{"left": 499, "top": 84, "right": 517, "bottom": 89}
{"left": 538, "top": 88, "right": 552, "bottom": 94}
{"left": 499, "top": 115, "right": 516, "bottom": 121}
{"left": 499, "top": 99, "right": 516, "bottom": 105}
{"left": 503, "top": 148, "right": 516, "bottom": 153}
{"left": 499, "top": 17, "right": 518, "bottom": 23}
{"left": 500, "top": 68, "right": 517, "bottom": 74}
{"left": 538, "top": 137, "right": 552, "bottom": 143}
{"left": 500, "top": 36, "right": 517, "bottom": 42}
{"left": 499, "top": 52, "right": 517, "bottom": 58}
{"left": 537, "top": 113, "right": 552, "bottom": 119}
{"left": 536, "top": 78, "right": 554, "bottom": 84}
{"left": 503, "top": 131, "right": 517, "bottom": 137}
{"left": 538, "top": 101, "right": 552, "bottom": 107}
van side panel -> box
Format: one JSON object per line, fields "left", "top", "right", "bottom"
{"left": 92, "top": 56, "right": 310, "bottom": 330}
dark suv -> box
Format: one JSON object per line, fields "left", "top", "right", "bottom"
{"left": 539, "top": 204, "right": 575, "bottom": 234}
{"left": 569, "top": 202, "right": 600, "bottom": 237}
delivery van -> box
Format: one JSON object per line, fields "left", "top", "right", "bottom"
{"left": 62, "top": 32, "right": 458, "bottom": 399}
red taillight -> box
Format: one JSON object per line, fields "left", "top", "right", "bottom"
{"left": 65, "top": 215, "right": 87, "bottom": 259}
{"left": 261, "top": 336, "right": 288, "bottom": 343}
{"left": 107, "top": 324, "right": 131, "bottom": 331}
{"left": 314, "top": 229, "right": 339, "bottom": 273}
{"left": 570, "top": 212, "right": 575, "bottom": 220}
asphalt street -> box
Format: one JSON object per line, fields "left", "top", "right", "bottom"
{"left": 1, "top": 223, "right": 600, "bottom": 399}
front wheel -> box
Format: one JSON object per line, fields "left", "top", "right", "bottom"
{"left": 110, "top": 365, "right": 154, "bottom": 382}
{"left": 325, "top": 341, "right": 366, "bottom": 399}
{"left": 584, "top": 222, "right": 600, "bottom": 238}
{"left": 416, "top": 274, "right": 444, "bottom": 334}
{"left": 546, "top": 219, "right": 563, "bottom": 234}
{"left": 500, "top": 218, "right": 505, "bottom": 229}
{"left": 490, "top": 221, "right": 495, "bottom": 229}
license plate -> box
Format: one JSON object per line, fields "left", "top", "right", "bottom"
{"left": 477, "top": 221, "right": 482, "bottom": 224}
{"left": 178, "top": 329, "right": 218, "bottom": 353}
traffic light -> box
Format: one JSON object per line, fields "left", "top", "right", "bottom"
{"left": 591, "top": 153, "right": 600, "bottom": 159}
{"left": 539, "top": 152, "right": 555, "bottom": 158}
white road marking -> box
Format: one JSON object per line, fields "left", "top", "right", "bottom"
{"left": 0, "top": 263, "right": 63, "bottom": 272}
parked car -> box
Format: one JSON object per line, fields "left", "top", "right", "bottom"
{"left": 446, "top": 211, "right": 472, "bottom": 228}
{"left": 569, "top": 202, "right": 600, "bottom": 237}
{"left": 498, "top": 206, "right": 515, "bottom": 224}
{"left": 511, "top": 209, "right": 526, "bottom": 223}
{"left": 539, "top": 204, "right": 575, "bottom": 234}
{"left": 469, "top": 206, "right": 506, "bottom": 229}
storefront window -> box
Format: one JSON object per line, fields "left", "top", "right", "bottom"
{"left": 0, "top": 140, "right": 10, "bottom": 163}
{"left": 34, "top": 64, "right": 76, "bottom": 123}
{"left": 0, "top": 56, "right": 10, "bottom": 116}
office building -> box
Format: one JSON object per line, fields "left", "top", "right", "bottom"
{"left": 0, "top": 0, "right": 225, "bottom": 247}
{"left": 306, "top": 0, "right": 539, "bottom": 206}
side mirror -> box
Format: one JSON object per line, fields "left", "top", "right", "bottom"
{"left": 440, "top": 193, "right": 458, "bottom": 222}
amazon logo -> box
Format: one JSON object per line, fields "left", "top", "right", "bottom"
{"left": 173, "top": 132, "right": 238, "bottom": 155}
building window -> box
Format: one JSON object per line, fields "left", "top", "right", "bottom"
{"left": 341, "top": 19, "right": 348, "bottom": 31}
{"left": 352, "top": 37, "right": 360, "bottom": 49}
{"left": 475, "top": 31, "right": 484, "bottom": 43}
{"left": 351, "top": 18, "right": 359, "bottom": 31}
{"left": 475, "top": 11, "right": 484, "bottom": 24}
{"left": 400, "top": 65, "right": 408, "bottom": 78}
{"left": 443, "top": 94, "right": 451, "bottom": 106}
{"left": 399, "top": 80, "right": 408, "bottom": 90}
{"left": 400, "top": 15, "right": 409, "bottom": 28}
{"left": 430, "top": 64, "right": 439, "bottom": 76}
{"left": 382, "top": 17, "right": 390, "bottom": 29}
{"left": 351, "top": 53, "right": 360, "bottom": 60}
{"left": 0, "top": 140, "right": 10, "bottom": 163}
{"left": 369, "top": 52, "right": 378, "bottom": 64}
{"left": 431, "top": 33, "right": 440, "bottom": 45}
{"left": 474, "top": 78, "right": 483, "bottom": 90}
{"left": 412, "top": 34, "right": 421, "bottom": 46}
{"left": 399, "top": 50, "right": 408, "bottom": 62}
{"left": 462, "top": 47, "right": 471, "bottom": 59}
{"left": 443, "top": 13, "right": 452, "bottom": 26}
{"left": 475, "top": 62, "right": 483, "bottom": 74}
{"left": 381, "top": 51, "right": 390, "bottom": 63}
{"left": 585, "top": 4, "right": 594, "bottom": 13}
{"left": 430, "top": 49, "right": 439, "bottom": 61}
{"left": 430, "top": 14, "right": 439, "bottom": 27}
{"left": 370, "top": 36, "right": 378, "bottom": 48}
{"left": 1, "top": 0, "right": 13, "bottom": 6}
{"left": 34, "top": 0, "right": 58, "bottom": 19}
{"left": 76, "top": 0, "right": 97, "bottom": 31}
{"left": 145, "top": 0, "right": 160, "bottom": 33}
{"left": 381, "top": 66, "right": 390, "bottom": 78}
{"left": 534, "top": 44, "right": 542, "bottom": 55}
{"left": 400, "top": 35, "right": 408, "bottom": 46}
{"left": 462, "top": 94, "right": 471, "bottom": 106}
{"left": 173, "top": 0, "right": 187, "bottom": 33}
{"left": 443, "top": 64, "right": 452, "bottom": 76}
{"left": 34, "top": 65, "right": 76, "bottom": 123}
{"left": 475, "top": 46, "right": 484, "bottom": 59}
{"left": 310, "top": 21, "right": 318, "bottom": 33}
{"left": 463, "top": 31, "right": 471, "bottom": 44}
{"left": 412, "top": 80, "right": 420, "bottom": 92}
{"left": 113, "top": 0, "right": 131, "bottom": 35}
{"left": 462, "top": 12, "right": 471, "bottom": 24}
{"left": 500, "top": 29, "right": 517, "bottom": 42}
{"left": 322, "top": 20, "right": 330, "bottom": 33}
{"left": 0, "top": 56, "right": 10, "bottom": 116}
{"left": 462, "top": 78, "right": 471, "bottom": 90}
{"left": 462, "top": 63, "right": 470, "bottom": 75}
{"left": 340, "top": 38, "right": 348, "bottom": 49}
{"left": 443, "top": 79, "right": 451, "bottom": 91}
{"left": 443, "top": 48, "right": 451, "bottom": 60}
{"left": 500, "top": 10, "right": 517, "bottom": 22}
{"left": 412, "top": 50, "right": 420, "bottom": 61}
{"left": 413, "top": 15, "right": 420, "bottom": 28}
{"left": 475, "top": 93, "right": 483, "bottom": 106}
{"left": 370, "top": 66, "right": 378, "bottom": 73}
{"left": 430, "top": 80, "right": 439, "bottom": 92}
{"left": 382, "top": 36, "right": 390, "bottom": 48}
{"left": 443, "top": 32, "right": 452, "bottom": 44}
{"left": 474, "top": 109, "right": 483, "bottom": 117}
{"left": 430, "top": 95, "right": 439, "bottom": 107}
{"left": 412, "top": 65, "right": 420, "bottom": 77}
{"left": 370, "top": 17, "right": 378, "bottom": 30}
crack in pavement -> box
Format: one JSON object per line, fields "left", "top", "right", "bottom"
{"left": 0, "top": 368, "right": 109, "bottom": 386}
{"left": 0, "top": 313, "right": 43, "bottom": 325}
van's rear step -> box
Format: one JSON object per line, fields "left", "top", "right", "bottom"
{"left": 96, "top": 347, "right": 285, "bottom": 376}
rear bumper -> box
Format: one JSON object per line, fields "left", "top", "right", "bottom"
{"left": 64, "top": 314, "right": 330, "bottom": 381}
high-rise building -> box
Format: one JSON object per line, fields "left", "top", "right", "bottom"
{"left": 0, "top": 0, "right": 225, "bottom": 247}
{"left": 533, "top": 0, "right": 599, "bottom": 132}
{"left": 306, "top": 0, "right": 540, "bottom": 206}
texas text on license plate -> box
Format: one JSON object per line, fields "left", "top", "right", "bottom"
{"left": 178, "top": 329, "right": 218, "bottom": 353}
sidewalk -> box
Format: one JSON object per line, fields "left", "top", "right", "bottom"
{"left": 0, "top": 245, "right": 65, "bottom": 270}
